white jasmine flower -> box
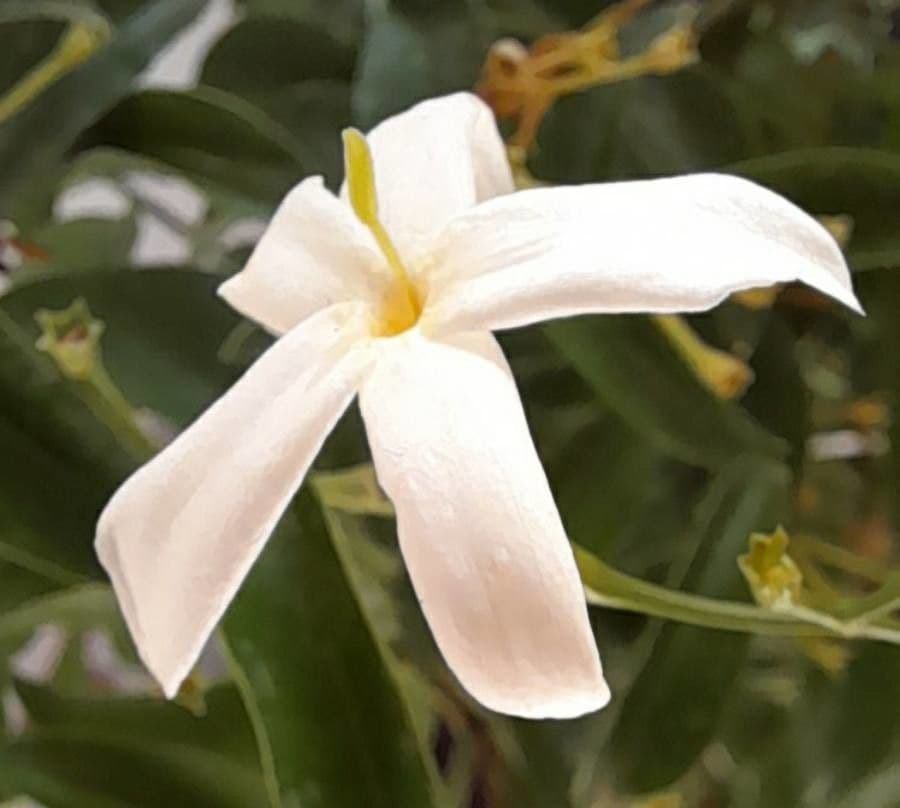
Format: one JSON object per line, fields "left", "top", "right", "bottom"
{"left": 96, "top": 92, "right": 860, "bottom": 719}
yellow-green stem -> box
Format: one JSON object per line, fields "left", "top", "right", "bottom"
{"left": 574, "top": 544, "right": 900, "bottom": 645}
{"left": 78, "top": 365, "right": 157, "bottom": 462}
{"left": 0, "top": 21, "right": 109, "bottom": 123}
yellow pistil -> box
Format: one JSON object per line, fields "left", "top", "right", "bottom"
{"left": 342, "top": 128, "right": 422, "bottom": 336}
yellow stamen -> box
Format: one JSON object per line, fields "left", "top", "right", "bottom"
{"left": 342, "top": 128, "right": 421, "bottom": 335}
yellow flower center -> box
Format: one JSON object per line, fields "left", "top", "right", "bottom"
{"left": 342, "top": 128, "right": 422, "bottom": 337}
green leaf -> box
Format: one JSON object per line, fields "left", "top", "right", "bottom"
{"left": 0, "top": 17, "right": 64, "bottom": 95}
{"left": 1, "top": 683, "right": 267, "bottom": 808}
{"left": 0, "top": 562, "right": 56, "bottom": 614}
{"left": 608, "top": 457, "right": 790, "bottom": 793}
{"left": 313, "top": 473, "right": 448, "bottom": 690}
{"left": 544, "top": 315, "right": 786, "bottom": 469}
{"left": 742, "top": 314, "right": 811, "bottom": 468}
{"left": 0, "top": 0, "right": 207, "bottom": 225}
{"left": 200, "top": 18, "right": 354, "bottom": 185}
{"left": 202, "top": 16, "right": 354, "bottom": 90}
{"left": 221, "top": 488, "right": 440, "bottom": 808}
{"left": 0, "top": 582, "right": 123, "bottom": 692}
{"left": 834, "top": 759, "right": 900, "bottom": 808}
{"left": 238, "top": 0, "right": 365, "bottom": 47}
{"left": 0, "top": 1, "right": 109, "bottom": 27}
{"left": 0, "top": 2, "right": 109, "bottom": 109}
{"left": 857, "top": 268, "right": 900, "bottom": 560}
{"left": 730, "top": 147, "right": 900, "bottom": 270}
{"left": 28, "top": 215, "right": 137, "bottom": 271}
{"left": 81, "top": 87, "right": 309, "bottom": 209}
{"left": 723, "top": 37, "right": 883, "bottom": 151}
{"left": 2, "top": 268, "right": 243, "bottom": 426}
{"left": 719, "top": 641, "right": 900, "bottom": 808}
{"left": 95, "top": 0, "right": 163, "bottom": 24}
{"left": 0, "top": 307, "right": 132, "bottom": 581}
{"left": 822, "top": 644, "right": 900, "bottom": 798}
{"left": 352, "top": 3, "right": 489, "bottom": 128}
{"left": 490, "top": 719, "right": 580, "bottom": 808}
{"left": 0, "top": 582, "right": 117, "bottom": 646}
{"left": 0, "top": 268, "right": 242, "bottom": 581}
{"left": 532, "top": 67, "right": 755, "bottom": 182}
{"left": 499, "top": 328, "right": 671, "bottom": 558}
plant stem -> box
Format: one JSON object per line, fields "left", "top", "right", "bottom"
{"left": 0, "top": 21, "right": 109, "bottom": 124}
{"left": 78, "top": 364, "right": 157, "bottom": 461}
{"left": 792, "top": 533, "right": 891, "bottom": 583}
{"left": 574, "top": 544, "right": 900, "bottom": 645}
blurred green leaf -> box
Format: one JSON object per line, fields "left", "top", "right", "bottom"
{"left": 221, "top": 488, "right": 440, "bottom": 808}
{"left": 500, "top": 328, "right": 679, "bottom": 561}
{"left": 28, "top": 215, "right": 137, "bottom": 271}
{"left": 201, "top": 17, "right": 354, "bottom": 185}
{"left": 545, "top": 315, "right": 786, "bottom": 469}
{"left": 822, "top": 644, "right": 900, "bottom": 798}
{"left": 238, "top": 0, "right": 365, "bottom": 47}
{"left": 834, "top": 761, "right": 900, "bottom": 808}
{"left": 0, "top": 17, "right": 64, "bottom": 94}
{"left": 857, "top": 268, "right": 900, "bottom": 554}
{"left": 722, "top": 641, "right": 900, "bottom": 808}
{"left": 0, "top": 1, "right": 109, "bottom": 27}
{"left": 549, "top": 417, "right": 664, "bottom": 556}
{"left": 95, "top": 0, "right": 162, "bottom": 23}
{"left": 0, "top": 582, "right": 121, "bottom": 693}
{"left": 81, "top": 87, "right": 309, "bottom": 209}
{"left": 0, "top": 583, "right": 117, "bottom": 650}
{"left": 2, "top": 268, "right": 242, "bottom": 426}
{"left": 0, "top": 683, "right": 267, "bottom": 808}
{"left": 608, "top": 457, "right": 790, "bottom": 793}
{"left": 202, "top": 16, "right": 354, "bottom": 89}
{"left": 731, "top": 147, "right": 900, "bottom": 271}
{"left": 0, "top": 562, "right": 56, "bottom": 614}
{"left": 533, "top": 67, "right": 755, "bottom": 182}
{"left": 0, "top": 0, "right": 207, "bottom": 225}
{"left": 739, "top": 36, "right": 887, "bottom": 147}
{"left": 0, "top": 307, "right": 132, "bottom": 581}
{"left": 0, "top": 268, "right": 242, "bottom": 582}
{"left": 742, "top": 315, "right": 811, "bottom": 468}
{"left": 317, "top": 487, "right": 436, "bottom": 670}
{"left": 491, "top": 719, "right": 580, "bottom": 808}
{"left": 353, "top": 3, "right": 489, "bottom": 128}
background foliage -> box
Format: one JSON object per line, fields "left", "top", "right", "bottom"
{"left": 1, "top": 0, "right": 900, "bottom": 806}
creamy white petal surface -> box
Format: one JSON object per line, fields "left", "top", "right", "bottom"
{"left": 359, "top": 330, "right": 609, "bottom": 718}
{"left": 218, "top": 177, "right": 386, "bottom": 335}
{"left": 96, "top": 303, "right": 372, "bottom": 697}
{"left": 347, "top": 93, "right": 514, "bottom": 263}
{"left": 423, "top": 173, "right": 861, "bottom": 334}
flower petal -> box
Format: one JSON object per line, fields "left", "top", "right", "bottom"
{"left": 347, "top": 92, "right": 514, "bottom": 263}
{"left": 218, "top": 177, "right": 387, "bottom": 334}
{"left": 423, "top": 173, "right": 862, "bottom": 334}
{"left": 358, "top": 330, "right": 608, "bottom": 718}
{"left": 96, "top": 302, "right": 373, "bottom": 697}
